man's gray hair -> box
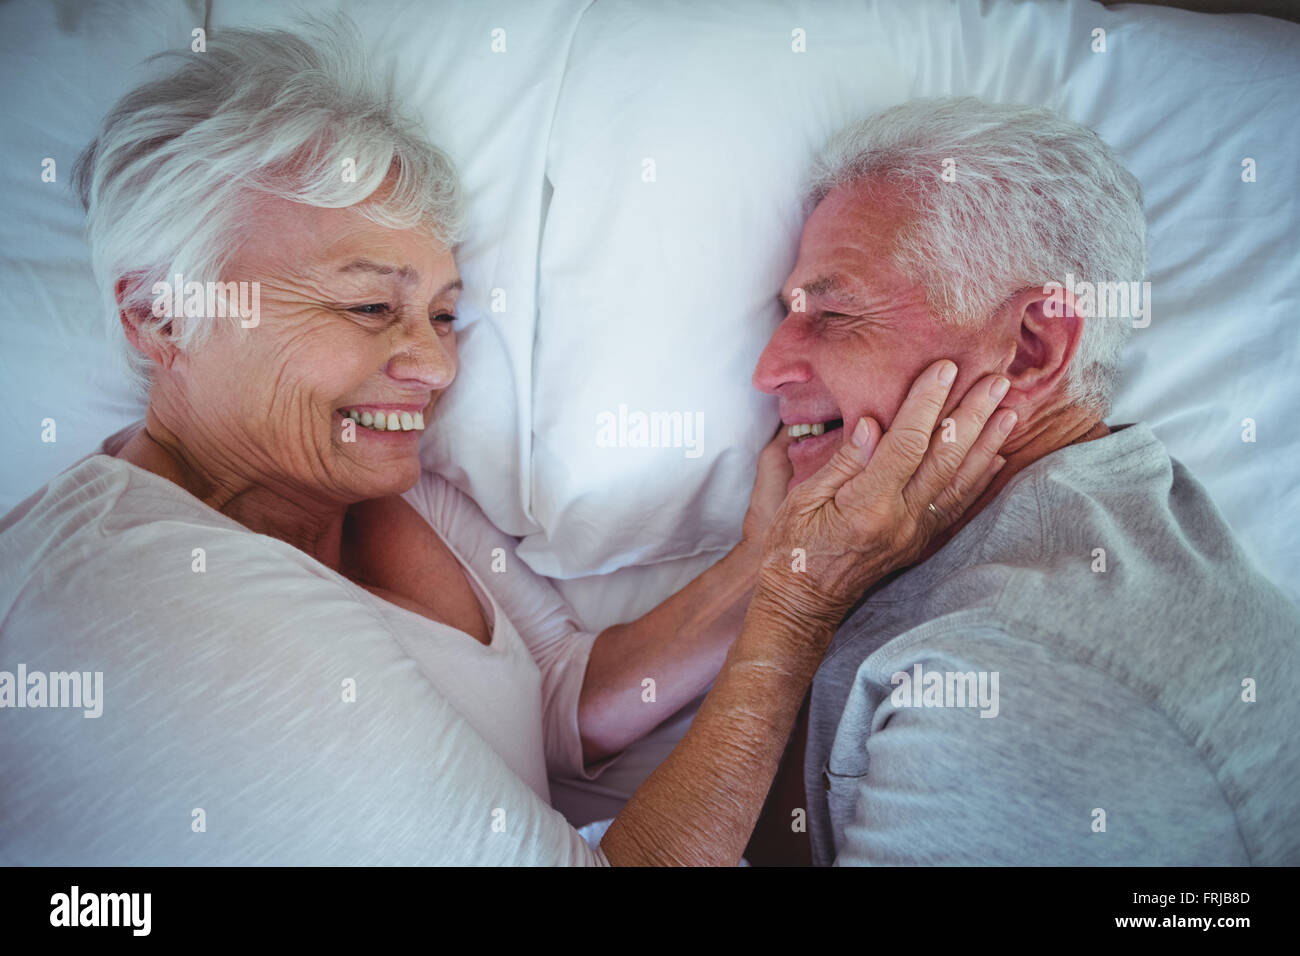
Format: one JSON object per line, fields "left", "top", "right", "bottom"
{"left": 806, "top": 97, "right": 1147, "bottom": 418}
{"left": 73, "top": 17, "right": 466, "bottom": 393}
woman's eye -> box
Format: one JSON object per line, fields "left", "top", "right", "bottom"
{"left": 431, "top": 313, "right": 457, "bottom": 324}
{"left": 350, "top": 303, "right": 392, "bottom": 317}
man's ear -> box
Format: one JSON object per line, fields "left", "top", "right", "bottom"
{"left": 1002, "top": 285, "right": 1085, "bottom": 403}
{"left": 115, "top": 274, "right": 180, "bottom": 370}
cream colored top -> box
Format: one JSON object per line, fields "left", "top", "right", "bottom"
{"left": 0, "top": 426, "right": 609, "bottom": 865}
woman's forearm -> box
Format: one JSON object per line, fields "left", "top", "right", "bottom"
{"left": 577, "top": 538, "right": 763, "bottom": 763}
{"left": 598, "top": 584, "right": 842, "bottom": 866}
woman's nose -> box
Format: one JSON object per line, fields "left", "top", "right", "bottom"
{"left": 385, "top": 317, "right": 457, "bottom": 390}
{"left": 752, "top": 315, "right": 812, "bottom": 394}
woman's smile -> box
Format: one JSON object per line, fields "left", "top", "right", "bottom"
{"left": 336, "top": 402, "right": 430, "bottom": 433}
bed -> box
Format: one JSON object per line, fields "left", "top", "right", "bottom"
{"left": 1, "top": 0, "right": 1295, "bottom": 826}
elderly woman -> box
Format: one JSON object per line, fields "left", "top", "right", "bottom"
{"left": 0, "top": 24, "right": 1009, "bottom": 865}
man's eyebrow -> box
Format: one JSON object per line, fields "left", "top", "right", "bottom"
{"left": 804, "top": 275, "right": 866, "bottom": 302}
{"left": 779, "top": 274, "right": 868, "bottom": 310}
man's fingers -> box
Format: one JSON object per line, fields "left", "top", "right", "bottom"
{"left": 902, "top": 373, "right": 1011, "bottom": 519}
{"left": 865, "top": 360, "right": 958, "bottom": 495}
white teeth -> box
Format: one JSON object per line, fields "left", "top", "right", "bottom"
{"left": 340, "top": 408, "right": 427, "bottom": 432}
{"left": 788, "top": 421, "right": 833, "bottom": 441}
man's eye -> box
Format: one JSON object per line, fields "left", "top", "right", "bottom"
{"left": 817, "top": 311, "right": 861, "bottom": 328}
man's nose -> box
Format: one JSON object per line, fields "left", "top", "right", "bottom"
{"left": 752, "top": 314, "right": 813, "bottom": 394}
{"left": 386, "top": 316, "right": 457, "bottom": 390}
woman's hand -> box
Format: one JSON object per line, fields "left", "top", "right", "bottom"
{"left": 741, "top": 425, "right": 796, "bottom": 548}
{"left": 603, "top": 361, "right": 1013, "bottom": 865}
{"left": 756, "top": 359, "right": 1015, "bottom": 630}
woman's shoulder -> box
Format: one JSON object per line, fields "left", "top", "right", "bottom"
{"left": 396, "top": 470, "right": 583, "bottom": 633}
{"left": 399, "top": 468, "right": 501, "bottom": 548}
{"left": 1, "top": 420, "right": 217, "bottom": 537}
{"left": 0, "top": 451, "right": 355, "bottom": 633}
{"left": 1, "top": 451, "right": 240, "bottom": 550}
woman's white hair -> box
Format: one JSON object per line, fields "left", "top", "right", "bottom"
{"left": 73, "top": 17, "right": 466, "bottom": 394}
{"left": 806, "top": 97, "right": 1147, "bottom": 418}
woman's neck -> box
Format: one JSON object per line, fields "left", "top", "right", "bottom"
{"left": 116, "top": 408, "right": 349, "bottom": 571}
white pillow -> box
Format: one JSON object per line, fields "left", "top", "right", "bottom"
{"left": 529, "top": 0, "right": 911, "bottom": 577}
{"left": 0, "top": 0, "right": 592, "bottom": 546}
{"left": 530, "top": 0, "right": 1300, "bottom": 607}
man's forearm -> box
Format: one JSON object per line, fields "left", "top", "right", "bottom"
{"left": 578, "top": 539, "right": 762, "bottom": 762}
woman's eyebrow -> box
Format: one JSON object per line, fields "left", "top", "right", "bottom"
{"left": 337, "top": 260, "right": 464, "bottom": 299}
{"left": 338, "top": 258, "right": 417, "bottom": 282}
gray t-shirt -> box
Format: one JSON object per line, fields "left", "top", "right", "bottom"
{"left": 805, "top": 422, "right": 1300, "bottom": 866}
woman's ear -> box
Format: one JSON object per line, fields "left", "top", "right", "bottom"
{"left": 1003, "top": 285, "right": 1085, "bottom": 402}
{"left": 115, "top": 274, "right": 179, "bottom": 370}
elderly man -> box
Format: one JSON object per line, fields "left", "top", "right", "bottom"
{"left": 751, "top": 97, "right": 1300, "bottom": 866}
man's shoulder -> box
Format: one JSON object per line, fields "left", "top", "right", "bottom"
{"left": 817, "top": 423, "right": 1300, "bottom": 864}
{"left": 845, "top": 420, "right": 1297, "bottom": 655}
{"left": 998, "top": 422, "right": 1299, "bottom": 659}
